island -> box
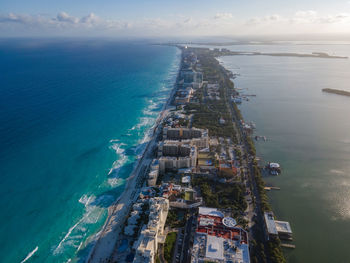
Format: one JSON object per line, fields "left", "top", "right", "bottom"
{"left": 322, "top": 88, "right": 350, "bottom": 97}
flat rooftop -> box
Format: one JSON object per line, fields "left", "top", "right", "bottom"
{"left": 275, "top": 221, "right": 293, "bottom": 234}
{"left": 264, "top": 212, "right": 278, "bottom": 235}
{"left": 205, "top": 235, "right": 224, "bottom": 261}
{"left": 191, "top": 233, "right": 250, "bottom": 263}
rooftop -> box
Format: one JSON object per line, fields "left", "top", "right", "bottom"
{"left": 275, "top": 221, "right": 293, "bottom": 234}
{"left": 264, "top": 211, "right": 278, "bottom": 235}
{"left": 269, "top": 162, "right": 280, "bottom": 168}
{"left": 199, "top": 207, "right": 224, "bottom": 218}
{"left": 205, "top": 235, "right": 224, "bottom": 261}
{"left": 222, "top": 217, "right": 237, "bottom": 228}
{"left": 182, "top": 175, "right": 191, "bottom": 183}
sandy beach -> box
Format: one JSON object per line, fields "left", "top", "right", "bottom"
{"left": 86, "top": 55, "right": 179, "bottom": 263}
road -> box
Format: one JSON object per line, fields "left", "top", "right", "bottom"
{"left": 226, "top": 86, "right": 272, "bottom": 261}
{"left": 181, "top": 215, "right": 194, "bottom": 263}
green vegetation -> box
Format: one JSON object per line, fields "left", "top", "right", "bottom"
{"left": 185, "top": 46, "right": 286, "bottom": 263}
{"left": 164, "top": 232, "right": 177, "bottom": 262}
{"left": 192, "top": 176, "right": 247, "bottom": 215}
{"left": 218, "top": 168, "right": 236, "bottom": 179}
{"left": 165, "top": 209, "right": 186, "bottom": 228}
{"left": 155, "top": 249, "right": 161, "bottom": 263}
{"left": 183, "top": 47, "right": 239, "bottom": 143}
{"left": 185, "top": 101, "right": 236, "bottom": 140}
{"left": 267, "top": 237, "right": 287, "bottom": 263}
{"left": 252, "top": 164, "right": 271, "bottom": 212}
{"left": 249, "top": 219, "right": 286, "bottom": 263}
{"left": 178, "top": 118, "right": 189, "bottom": 127}
{"left": 246, "top": 136, "right": 256, "bottom": 156}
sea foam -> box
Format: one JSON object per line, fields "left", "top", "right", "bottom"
{"left": 20, "top": 246, "right": 38, "bottom": 263}
{"left": 57, "top": 45, "right": 181, "bottom": 262}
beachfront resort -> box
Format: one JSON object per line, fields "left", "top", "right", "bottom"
{"left": 88, "top": 46, "right": 291, "bottom": 263}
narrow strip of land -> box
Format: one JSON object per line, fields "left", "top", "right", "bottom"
{"left": 322, "top": 88, "right": 350, "bottom": 97}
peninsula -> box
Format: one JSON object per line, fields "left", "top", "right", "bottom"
{"left": 210, "top": 49, "right": 348, "bottom": 59}
{"left": 322, "top": 88, "right": 350, "bottom": 97}
{"left": 86, "top": 45, "right": 288, "bottom": 263}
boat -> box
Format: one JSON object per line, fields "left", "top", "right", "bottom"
{"left": 232, "top": 96, "right": 242, "bottom": 104}
{"left": 266, "top": 162, "right": 281, "bottom": 175}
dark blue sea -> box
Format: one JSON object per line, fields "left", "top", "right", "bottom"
{"left": 0, "top": 39, "right": 180, "bottom": 262}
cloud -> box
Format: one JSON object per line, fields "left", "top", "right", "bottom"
{"left": 291, "top": 10, "right": 318, "bottom": 23}
{"left": 0, "top": 12, "right": 105, "bottom": 27}
{"left": 246, "top": 14, "right": 283, "bottom": 26}
{"left": 56, "top": 12, "right": 79, "bottom": 24}
{"left": 318, "top": 13, "right": 350, "bottom": 24}
{"left": 290, "top": 10, "right": 350, "bottom": 24}
{"left": 243, "top": 10, "right": 350, "bottom": 36}
{"left": 0, "top": 12, "right": 130, "bottom": 34}
{"left": 295, "top": 10, "right": 318, "bottom": 18}
{"left": 1, "top": 10, "right": 350, "bottom": 37}
{"left": 80, "top": 13, "right": 99, "bottom": 25}
{"left": 0, "top": 13, "right": 41, "bottom": 24}
{"left": 214, "top": 13, "right": 233, "bottom": 20}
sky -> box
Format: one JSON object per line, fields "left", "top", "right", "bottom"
{"left": 1, "top": 0, "right": 350, "bottom": 39}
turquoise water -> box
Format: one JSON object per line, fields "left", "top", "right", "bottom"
{"left": 219, "top": 43, "right": 350, "bottom": 263}
{"left": 0, "top": 39, "right": 180, "bottom": 262}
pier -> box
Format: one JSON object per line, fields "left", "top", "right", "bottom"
{"left": 264, "top": 186, "right": 281, "bottom": 191}
{"left": 281, "top": 243, "right": 296, "bottom": 249}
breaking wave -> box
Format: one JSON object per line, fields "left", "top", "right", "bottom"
{"left": 53, "top": 46, "right": 181, "bottom": 262}
{"left": 53, "top": 194, "right": 112, "bottom": 256}
{"left": 20, "top": 246, "right": 38, "bottom": 263}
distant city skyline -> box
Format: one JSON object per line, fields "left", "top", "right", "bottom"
{"left": 1, "top": 0, "right": 350, "bottom": 38}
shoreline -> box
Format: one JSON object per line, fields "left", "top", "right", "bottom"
{"left": 218, "top": 50, "right": 350, "bottom": 262}
{"left": 322, "top": 88, "right": 350, "bottom": 97}
{"left": 86, "top": 47, "right": 181, "bottom": 263}
{"left": 184, "top": 46, "right": 286, "bottom": 262}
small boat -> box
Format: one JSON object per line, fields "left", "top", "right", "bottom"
{"left": 266, "top": 162, "right": 281, "bottom": 175}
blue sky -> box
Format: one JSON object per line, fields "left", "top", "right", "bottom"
{"left": 1, "top": 0, "right": 350, "bottom": 38}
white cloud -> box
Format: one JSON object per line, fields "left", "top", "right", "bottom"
{"left": 80, "top": 13, "right": 100, "bottom": 25}
{"left": 1, "top": 10, "right": 350, "bottom": 37}
{"left": 291, "top": 10, "right": 318, "bottom": 23}
{"left": 246, "top": 14, "right": 283, "bottom": 25}
{"left": 214, "top": 13, "right": 233, "bottom": 20}
{"left": 56, "top": 12, "right": 79, "bottom": 24}
{"left": 0, "top": 13, "right": 44, "bottom": 24}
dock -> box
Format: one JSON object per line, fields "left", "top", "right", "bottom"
{"left": 264, "top": 186, "right": 281, "bottom": 191}
{"left": 281, "top": 243, "right": 296, "bottom": 249}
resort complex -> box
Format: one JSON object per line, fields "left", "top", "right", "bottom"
{"left": 191, "top": 207, "right": 250, "bottom": 263}
{"left": 87, "top": 46, "right": 291, "bottom": 263}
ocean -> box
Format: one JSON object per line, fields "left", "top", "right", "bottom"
{"left": 217, "top": 42, "right": 350, "bottom": 263}
{"left": 0, "top": 39, "right": 180, "bottom": 262}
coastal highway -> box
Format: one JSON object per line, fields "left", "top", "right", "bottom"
{"left": 228, "top": 93, "right": 270, "bottom": 259}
